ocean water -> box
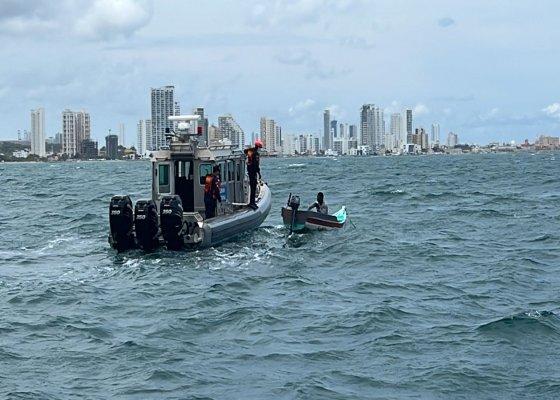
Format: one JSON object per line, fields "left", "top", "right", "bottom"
{"left": 0, "top": 153, "right": 559, "bottom": 399}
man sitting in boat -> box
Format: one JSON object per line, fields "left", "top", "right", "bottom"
{"left": 307, "top": 192, "right": 328, "bottom": 214}
{"left": 203, "top": 165, "right": 222, "bottom": 219}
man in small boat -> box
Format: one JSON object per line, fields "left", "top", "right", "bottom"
{"left": 203, "top": 165, "right": 222, "bottom": 219}
{"left": 308, "top": 192, "right": 329, "bottom": 214}
{"left": 244, "top": 139, "right": 263, "bottom": 210}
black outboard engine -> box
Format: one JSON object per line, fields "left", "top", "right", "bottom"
{"left": 287, "top": 194, "right": 300, "bottom": 234}
{"left": 160, "top": 195, "right": 184, "bottom": 250}
{"left": 134, "top": 200, "right": 160, "bottom": 251}
{"left": 109, "top": 195, "right": 135, "bottom": 251}
{"left": 288, "top": 194, "right": 300, "bottom": 211}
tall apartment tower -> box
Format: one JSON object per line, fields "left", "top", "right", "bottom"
{"left": 30, "top": 108, "right": 46, "bottom": 157}
{"left": 193, "top": 107, "right": 209, "bottom": 145}
{"left": 406, "top": 109, "right": 413, "bottom": 138}
{"left": 218, "top": 114, "right": 245, "bottom": 150}
{"left": 330, "top": 120, "right": 338, "bottom": 139}
{"left": 323, "top": 109, "right": 331, "bottom": 151}
{"left": 260, "top": 117, "right": 279, "bottom": 153}
{"left": 360, "top": 104, "right": 372, "bottom": 147}
{"left": 349, "top": 124, "right": 357, "bottom": 140}
{"left": 150, "top": 86, "right": 175, "bottom": 150}
{"left": 119, "top": 123, "right": 125, "bottom": 147}
{"left": 360, "top": 104, "right": 384, "bottom": 150}
{"left": 447, "top": 132, "right": 458, "bottom": 148}
{"left": 390, "top": 113, "right": 403, "bottom": 150}
{"left": 431, "top": 123, "right": 440, "bottom": 146}
{"left": 62, "top": 109, "right": 90, "bottom": 156}
{"left": 137, "top": 119, "right": 152, "bottom": 155}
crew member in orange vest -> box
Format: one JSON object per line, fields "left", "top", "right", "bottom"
{"left": 244, "top": 139, "right": 262, "bottom": 209}
{"left": 203, "top": 165, "right": 221, "bottom": 219}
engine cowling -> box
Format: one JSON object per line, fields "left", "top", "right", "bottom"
{"left": 134, "top": 199, "right": 159, "bottom": 251}
{"left": 109, "top": 195, "right": 135, "bottom": 251}
{"left": 160, "top": 195, "right": 184, "bottom": 250}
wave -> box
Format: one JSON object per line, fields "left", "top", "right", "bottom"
{"left": 478, "top": 311, "right": 560, "bottom": 337}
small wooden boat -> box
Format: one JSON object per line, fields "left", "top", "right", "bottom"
{"left": 281, "top": 194, "right": 347, "bottom": 232}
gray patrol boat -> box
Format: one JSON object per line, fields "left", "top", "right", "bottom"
{"left": 108, "top": 115, "right": 271, "bottom": 251}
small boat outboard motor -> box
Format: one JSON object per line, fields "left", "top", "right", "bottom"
{"left": 109, "top": 195, "right": 135, "bottom": 251}
{"left": 134, "top": 200, "right": 159, "bottom": 251}
{"left": 287, "top": 194, "right": 300, "bottom": 234}
{"left": 160, "top": 195, "right": 184, "bottom": 250}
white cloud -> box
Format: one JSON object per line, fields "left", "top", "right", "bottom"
{"left": 248, "top": 0, "right": 362, "bottom": 28}
{"left": 413, "top": 103, "right": 430, "bottom": 116}
{"left": 0, "top": 0, "right": 152, "bottom": 40}
{"left": 75, "top": 0, "right": 153, "bottom": 40}
{"left": 288, "top": 98, "right": 315, "bottom": 116}
{"left": 326, "top": 104, "right": 346, "bottom": 120}
{"left": 542, "top": 103, "right": 560, "bottom": 119}
{"left": 478, "top": 107, "right": 499, "bottom": 121}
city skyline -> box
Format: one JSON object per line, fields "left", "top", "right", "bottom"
{"left": 1, "top": 1, "right": 560, "bottom": 144}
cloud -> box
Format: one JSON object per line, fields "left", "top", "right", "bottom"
{"left": 338, "top": 36, "right": 374, "bottom": 50}
{"left": 542, "top": 103, "right": 560, "bottom": 119}
{"left": 0, "top": 0, "right": 152, "bottom": 40}
{"left": 325, "top": 104, "right": 346, "bottom": 120}
{"left": 275, "top": 49, "right": 350, "bottom": 80}
{"left": 478, "top": 107, "right": 500, "bottom": 121}
{"left": 288, "top": 98, "right": 315, "bottom": 116}
{"left": 75, "top": 0, "right": 153, "bottom": 40}
{"left": 248, "top": 0, "right": 362, "bottom": 29}
{"left": 438, "top": 17, "right": 455, "bottom": 28}
{"left": 275, "top": 50, "right": 313, "bottom": 66}
{"left": 413, "top": 103, "right": 430, "bottom": 116}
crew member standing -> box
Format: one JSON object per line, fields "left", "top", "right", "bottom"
{"left": 244, "top": 140, "right": 262, "bottom": 209}
{"left": 203, "top": 165, "right": 221, "bottom": 219}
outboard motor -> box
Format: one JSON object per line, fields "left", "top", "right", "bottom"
{"left": 287, "top": 194, "right": 300, "bottom": 234}
{"left": 160, "top": 195, "right": 184, "bottom": 250}
{"left": 134, "top": 200, "right": 160, "bottom": 251}
{"left": 109, "top": 195, "right": 135, "bottom": 251}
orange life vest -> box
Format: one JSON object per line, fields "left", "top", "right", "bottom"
{"left": 204, "top": 174, "right": 213, "bottom": 194}
{"left": 246, "top": 148, "right": 255, "bottom": 165}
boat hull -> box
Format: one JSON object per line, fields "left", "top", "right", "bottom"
{"left": 201, "top": 182, "right": 272, "bottom": 246}
{"left": 281, "top": 206, "right": 345, "bottom": 231}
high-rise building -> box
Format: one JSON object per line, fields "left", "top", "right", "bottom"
{"left": 208, "top": 124, "right": 221, "bottom": 144}
{"left": 150, "top": 86, "right": 175, "bottom": 150}
{"left": 218, "top": 114, "right": 245, "bottom": 150}
{"left": 275, "top": 125, "right": 282, "bottom": 152}
{"left": 119, "top": 123, "right": 125, "bottom": 147}
{"left": 62, "top": 109, "right": 90, "bottom": 156}
{"left": 431, "top": 123, "right": 440, "bottom": 146}
{"left": 406, "top": 109, "right": 413, "bottom": 137}
{"left": 30, "top": 108, "right": 46, "bottom": 157}
{"left": 193, "top": 107, "right": 209, "bottom": 145}
{"left": 105, "top": 134, "right": 119, "bottom": 160}
{"left": 323, "top": 109, "right": 331, "bottom": 151}
{"left": 330, "top": 120, "right": 338, "bottom": 139}
{"left": 447, "top": 132, "right": 458, "bottom": 148}
{"left": 260, "top": 117, "right": 280, "bottom": 153}
{"left": 137, "top": 119, "right": 152, "bottom": 155}
{"left": 360, "top": 104, "right": 384, "bottom": 150}
{"left": 80, "top": 139, "right": 98, "bottom": 159}
{"left": 349, "top": 124, "right": 357, "bottom": 140}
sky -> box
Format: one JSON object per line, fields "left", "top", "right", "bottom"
{"left": 1, "top": 0, "right": 560, "bottom": 145}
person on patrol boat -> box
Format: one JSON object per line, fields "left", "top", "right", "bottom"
{"left": 244, "top": 139, "right": 262, "bottom": 210}
{"left": 204, "top": 165, "right": 222, "bottom": 219}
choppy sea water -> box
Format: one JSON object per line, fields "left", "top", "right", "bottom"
{"left": 0, "top": 153, "right": 559, "bottom": 399}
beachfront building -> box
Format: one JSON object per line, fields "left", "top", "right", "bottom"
{"left": 150, "top": 86, "right": 175, "bottom": 150}
{"left": 30, "top": 108, "right": 46, "bottom": 157}
{"left": 218, "top": 114, "right": 245, "bottom": 150}
{"left": 62, "top": 109, "right": 90, "bottom": 157}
